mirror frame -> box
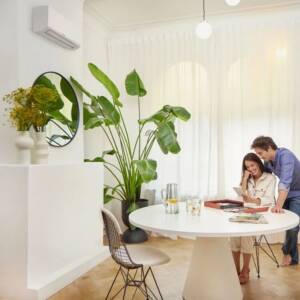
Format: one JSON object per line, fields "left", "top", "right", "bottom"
{"left": 33, "top": 71, "right": 80, "bottom": 148}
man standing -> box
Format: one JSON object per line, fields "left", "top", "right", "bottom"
{"left": 251, "top": 136, "right": 300, "bottom": 266}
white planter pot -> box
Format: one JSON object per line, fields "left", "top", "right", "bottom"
{"left": 15, "top": 131, "right": 34, "bottom": 165}
{"left": 33, "top": 131, "right": 49, "bottom": 164}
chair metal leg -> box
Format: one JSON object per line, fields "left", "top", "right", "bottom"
{"left": 262, "top": 235, "right": 280, "bottom": 267}
{"left": 252, "top": 235, "right": 279, "bottom": 279}
{"left": 123, "top": 269, "right": 129, "bottom": 300}
{"left": 106, "top": 265, "right": 163, "bottom": 300}
{"left": 131, "top": 269, "right": 140, "bottom": 300}
{"left": 255, "top": 239, "right": 260, "bottom": 278}
{"left": 142, "top": 267, "right": 150, "bottom": 300}
{"left": 105, "top": 266, "right": 122, "bottom": 300}
{"left": 148, "top": 267, "right": 164, "bottom": 300}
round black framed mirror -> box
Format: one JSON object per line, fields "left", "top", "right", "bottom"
{"left": 33, "top": 72, "right": 80, "bottom": 147}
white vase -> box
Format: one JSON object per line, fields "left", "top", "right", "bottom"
{"left": 34, "top": 131, "right": 49, "bottom": 164}
{"left": 15, "top": 131, "right": 34, "bottom": 165}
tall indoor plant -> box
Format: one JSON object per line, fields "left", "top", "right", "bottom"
{"left": 71, "top": 64, "right": 191, "bottom": 242}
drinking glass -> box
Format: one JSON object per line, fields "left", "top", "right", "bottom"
{"left": 186, "top": 196, "right": 202, "bottom": 216}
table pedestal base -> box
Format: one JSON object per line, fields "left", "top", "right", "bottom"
{"left": 183, "top": 237, "right": 243, "bottom": 300}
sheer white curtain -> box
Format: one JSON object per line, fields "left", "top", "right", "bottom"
{"left": 107, "top": 9, "right": 300, "bottom": 203}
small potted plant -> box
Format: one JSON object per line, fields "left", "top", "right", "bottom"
{"left": 30, "top": 84, "right": 62, "bottom": 163}
{"left": 3, "top": 86, "right": 61, "bottom": 164}
{"left": 71, "top": 64, "right": 191, "bottom": 243}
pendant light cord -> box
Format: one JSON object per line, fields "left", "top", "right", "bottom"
{"left": 203, "top": 0, "right": 206, "bottom": 21}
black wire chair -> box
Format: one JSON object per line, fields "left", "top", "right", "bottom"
{"left": 101, "top": 208, "right": 168, "bottom": 300}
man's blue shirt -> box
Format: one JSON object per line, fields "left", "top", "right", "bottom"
{"left": 264, "top": 148, "right": 300, "bottom": 199}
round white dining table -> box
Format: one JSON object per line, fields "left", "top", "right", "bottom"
{"left": 129, "top": 203, "right": 299, "bottom": 300}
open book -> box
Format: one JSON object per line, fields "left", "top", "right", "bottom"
{"left": 229, "top": 213, "right": 268, "bottom": 224}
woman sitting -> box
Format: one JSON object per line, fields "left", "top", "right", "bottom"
{"left": 231, "top": 153, "right": 276, "bottom": 284}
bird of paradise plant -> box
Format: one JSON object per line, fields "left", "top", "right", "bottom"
{"left": 71, "top": 64, "right": 191, "bottom": 214}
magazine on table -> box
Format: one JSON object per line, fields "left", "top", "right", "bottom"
{"left": 229, "top": 213, "right": 268, "bottom": 224}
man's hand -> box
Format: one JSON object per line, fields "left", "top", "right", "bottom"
{"left": 272, "top": 190, "right": 289, "bottom": 214}
{"left": 271, "top": 205, "right": 284, "bottom": 213}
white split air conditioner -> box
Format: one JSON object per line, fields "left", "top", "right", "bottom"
{"left": 32, "top": 6, "right": 80, "bottom": 50}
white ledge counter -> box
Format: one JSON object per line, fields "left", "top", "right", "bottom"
{"left": 130, "top": 203, "right": 299, "bottom": 300}
{"left": 0, "top": 164, "right": 109, "bottom": 300}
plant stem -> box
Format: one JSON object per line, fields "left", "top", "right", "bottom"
{"left": 49, "top": 119, "right": 72, "bottom": 138}
{"left": 104, "top": 165, "right": 125, "bottom": 194}
{"left": 132, "top": 123, "right": 144, "bottom": 158}
{"left": 138, "top": 96, "right": 141, "bottom": 159}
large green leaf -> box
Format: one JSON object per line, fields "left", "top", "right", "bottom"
{"left": 85, "top": 117, "right": 103, "bottom": 130}
{"left": 133, "top": 159, "right": 157, "bottom": 183}
{"left": 60, "top": 78, "right": 78, "bottom": 122}
{"left": 83, "top": 104, "right": 103, "bottom": 129}
{"left": 70, "top": 76, "right": 94, "bottom": 99}
{"left": 125, "top": 69, "right": 147, "bottom": 97}
{"left": 84, "top": 149, "right": 115, "bottom": 163}
{"left": 49, "top": 110, "right": 71, "bottom": 126}
{"left": 88, "top": 63, "right": 122, "bottom": 107}
{"left": 139, "top": 109, "right": 169, "bottom": 125}
{"left": 96, "top": 96, "right": 120, "bottom": 125}
{"left": 102, "top": 149, "right": 116, "bottom": 157}
{"left": 90, "top": 97, "right": 104, "bottom": 115}
{"left": 170, "top": 106, "right": 191, "bottom": 121}
{"left": 156, "top": 122, "right": 181, "bottom": 154}
{"left": 103, "top": 187, "right": 114, "bottom": 204}
{"left": 85, "top": 157, "right": 105, "bottom": 162}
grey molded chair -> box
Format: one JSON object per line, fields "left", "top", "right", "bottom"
{"left": 101, "top": 208, "right": 170, "bottom": 300}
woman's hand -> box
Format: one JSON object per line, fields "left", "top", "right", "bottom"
{"left": 242, "top": 195, "right": 252, "bottom": 202}
{"left": 243, "top": 170, "right": 251, "bottom": 181}
{"left": 242, "top": 195, "right": 260, "bottom": 205}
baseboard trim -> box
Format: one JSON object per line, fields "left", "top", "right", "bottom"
{"left": 28, "top": 247, "right": 110, "bottom": 300}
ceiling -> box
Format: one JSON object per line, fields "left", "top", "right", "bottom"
{"left": 85, "top": 0, "right": 300, "bottom": 29}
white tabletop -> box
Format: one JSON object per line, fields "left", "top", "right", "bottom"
{"left": 129, "top": 203, "right": 300, "bottom": 238}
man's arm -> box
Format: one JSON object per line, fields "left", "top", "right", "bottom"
{"left": 271, "top": 190, "right": 289, "bottom": 213}
{"left": 272, "top": 152, "right": 294, "bottom": 213}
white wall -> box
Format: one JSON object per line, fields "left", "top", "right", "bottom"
{"left": 82, "top": 4, "right": 125, "bottom": 221}
{"left": 82, "top": 4, "right": 110, "bottom": 160}
{"left": 0, "top": 0, "right": 84, "bottom": 164}
{"left": 0, "top": 164, "right": 107, "bottom": 300}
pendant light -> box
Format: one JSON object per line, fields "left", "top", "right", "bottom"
{"left": 196, "top": 0, "right": 212, "bottom": 39}
{"left": 225, "top": 0, "right": 240, "bottom": 6}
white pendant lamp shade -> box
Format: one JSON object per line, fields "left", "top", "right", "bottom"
{"left": 196, "top": 0, "right": 212, "bottom": 39}
{"left": 196, "top": 21, "right": 212, "bottom": 39}
{"left": 225, "top": 0, "right": 240, "bottom": 6}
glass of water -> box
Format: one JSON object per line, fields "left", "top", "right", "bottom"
{"left": 186, "top": 196, "right": 202, "bottom": 216}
